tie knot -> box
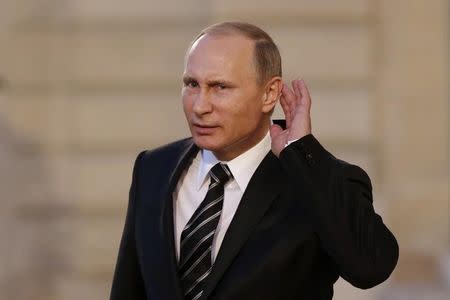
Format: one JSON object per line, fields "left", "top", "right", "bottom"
{"left": 209, "top": 163, "right": 232, "bottom": 184}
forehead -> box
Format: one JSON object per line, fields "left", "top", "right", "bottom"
{"left": 184, "top": 34, "right": 256, "bottom": 80}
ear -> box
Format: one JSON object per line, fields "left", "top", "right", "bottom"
{"left": 261, "top": 76, "right": 282, "bottom": 113}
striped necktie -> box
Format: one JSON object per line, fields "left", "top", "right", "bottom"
{"left": 178, "top": 162, "right": 232, "bottom": 300}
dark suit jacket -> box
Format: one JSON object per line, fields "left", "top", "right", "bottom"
{"left": 110, "top": 134, "right": 398, "bottom": 300}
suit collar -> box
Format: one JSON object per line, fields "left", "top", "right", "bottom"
{"left": 197, "top": 130, "right": 272, "bottom": 191}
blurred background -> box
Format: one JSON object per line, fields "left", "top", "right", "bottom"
{"left": 0, "top": 0, "right": 448, "bottom": 299}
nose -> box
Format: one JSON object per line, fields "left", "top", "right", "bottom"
{"left": 192, "top": 89, "right": 213, "bottom": 115}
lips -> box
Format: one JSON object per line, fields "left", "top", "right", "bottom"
{"left": 192, "top": 123, "right": 219, "bottom": 135}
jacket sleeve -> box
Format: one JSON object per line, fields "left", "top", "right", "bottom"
{"left": 279, "top": 134, "right": 399, "bottom": 289}
{"left": 110, "top": 151, "right": 147, "bottom": 300}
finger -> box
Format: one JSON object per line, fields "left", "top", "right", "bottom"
{"left": 282, "top": 83, "right": 295, "bottom": 103}
{"left": 282, "top": 83, "right": 296, "bottom": 114}
{"left": 279, "top": 94, "right": 292, "bottom": 128}
{"left": 292, "top": 79, "right": 303, "bottom": 106}
{"left": 281, "top": 83, "right": 295, "bottom": 127}
{"left": 298, "top": 79, "right": 312, "bottom": 112}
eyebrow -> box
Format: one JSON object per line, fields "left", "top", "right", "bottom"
{"left": 182, "top": 75, "right": 196, "bottom": 83}
{"left": 182, "top": 75, "right": 235, "bottom": 87}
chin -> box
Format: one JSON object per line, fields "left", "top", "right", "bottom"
{"left": 191, "top": 135, "right": 224, "bottom": 152}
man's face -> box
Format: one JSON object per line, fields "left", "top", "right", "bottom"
{"left": 182, "top": 34, "right": 269, "bottom": 160}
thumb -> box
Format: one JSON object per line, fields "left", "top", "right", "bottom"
{"left": 270, "top": 124, "right": 284, "bottom": 139}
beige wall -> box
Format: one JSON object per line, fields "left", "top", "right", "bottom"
{"left": 0, "top": 0, "right": 448, "bottom": 299}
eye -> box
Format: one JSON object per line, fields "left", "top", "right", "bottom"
{"left": 216, "top": 83, "right": 227, "bottom": 90}
{"left": 184, "top": 79, "right": 199, "bottom": 88}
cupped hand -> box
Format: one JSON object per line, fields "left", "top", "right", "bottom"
{"left": 270, "top": 79, "right": 312, "bottom": 157}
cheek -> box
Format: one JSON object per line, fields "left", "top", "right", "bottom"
{"left": 222, "top": 98, "right": 261, "bottom": 132}
{"left": 233, "top": 94, "right": 262, "bottom": 121}
{"left": 181, "top": 93, "right": 193, "bottom": 114}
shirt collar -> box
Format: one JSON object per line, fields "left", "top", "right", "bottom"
{"left": 196, "top": 130, "right": 272, "bottom": 191}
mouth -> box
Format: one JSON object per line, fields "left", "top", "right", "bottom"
{"left": 192, "top": 123, "right": 219, "bottom": 135}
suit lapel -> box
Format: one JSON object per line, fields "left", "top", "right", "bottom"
{"left": 201, "top": 151, "right": 285, "bottom": 299}
{"left": 162, "top": 140, "right": 199, "bottom": 300}
{"left": 140, "top": 138, "right": 199, "bottom": 300}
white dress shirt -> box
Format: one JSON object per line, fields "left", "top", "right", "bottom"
{"left": 173, "top": 131, "right": 272, "bottom": 263}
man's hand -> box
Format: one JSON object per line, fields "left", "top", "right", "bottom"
{"left": 270, "top": 79, "right": 312, "bottom": 157}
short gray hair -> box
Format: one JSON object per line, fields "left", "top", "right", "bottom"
{"left": 188, "top": 21, "right": 282, "bottom": 85}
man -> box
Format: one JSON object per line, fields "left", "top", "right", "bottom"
{"left": 110, "top": 22, "right": 398, "bottom": 300}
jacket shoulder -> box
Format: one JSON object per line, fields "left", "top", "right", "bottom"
{"left": 285, "top": 134, "right": 372, "bottom": 190}
{"left": 139, "top": 137, "right": 195, "bottom": 165}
